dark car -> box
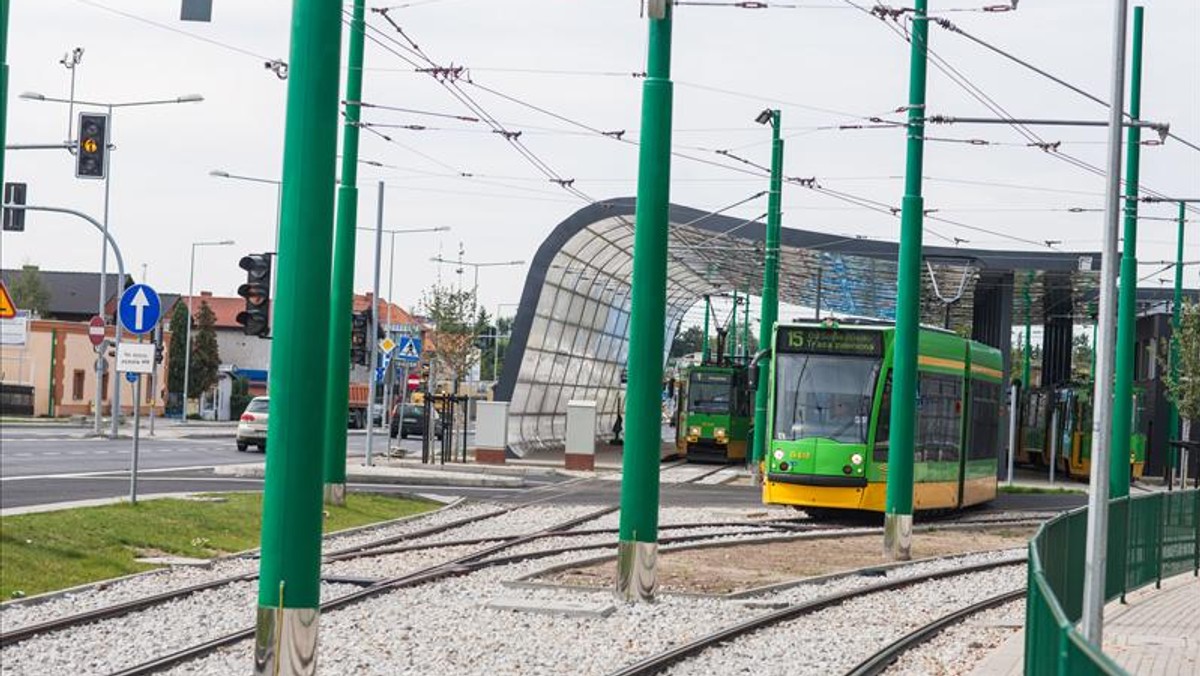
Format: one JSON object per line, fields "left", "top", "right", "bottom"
{"left": 390, "top": 403, "right": 443, "bottom": 440}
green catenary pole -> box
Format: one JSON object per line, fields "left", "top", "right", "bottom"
{"left": 322, "top": 0, "right": 366, "bottom": 506}
{"left": 701, "top": 294, "right": 710, "bottom": 363}
{"left": 1167, "top": 201, "right": 1185, "bottom": 479}
{"left": 884, "top": 0, "right": 930, "bottom": 562}
{"left": 616, "top": 1, "right": 673, "bottom": 603}
{"left": 1023, "top": 275, "right": 1032, "bottom": 387}
{"left": 1111, "top": 6, "right": 1144, "bottom": 500}
{"left": 254, "top": 0, "right": 342, "bottom": 671}
{"left": 729, "top": 290, "right": 738, "bottom": 362}
{"left": 751, "top": 110, "right": 782, "bottom": 468}
{"left": 742, "top": 288, "right": 750, "bottom": 359}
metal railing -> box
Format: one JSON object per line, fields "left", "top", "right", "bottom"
{"left": 1025, "top": 488, "right": 1200, "bottom": 674}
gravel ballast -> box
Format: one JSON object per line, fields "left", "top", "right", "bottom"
{"left": 882, "top": 599, "right": 1025, "bottom": 676}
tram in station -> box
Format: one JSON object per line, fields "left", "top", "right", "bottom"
{"left": 760, "top": 320, "right": 1002, "bottom": 513}
{"left": 1013, "top": 384, "right": 1148, "bottom": 480}
{"left": 675, "top": 328, "right": 755, "bottom": 463}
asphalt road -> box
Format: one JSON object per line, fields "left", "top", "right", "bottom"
{"left": 0, "top": 424, "right": 459, "bottom": 509}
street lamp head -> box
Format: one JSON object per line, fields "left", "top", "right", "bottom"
{"left": 209, "top": 170, "right": 231, "bottom": 178}
{"left": 754, "top": 109, "right": 773, "bottom": 126}
{"left": 19, "top": 92, "right": 46, "bottom": 101}
{"left": 217, "top": 240, "right": 235, "bottom": 246}
{"left": 177, "top": 94, "right": 204, "bottom": 103}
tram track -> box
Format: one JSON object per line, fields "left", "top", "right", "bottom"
{"left": 606, "top": 558, "right": 1027, "bottom": 676}
{"left": 843, "top": 588, "right": 1026, "bottom": 676}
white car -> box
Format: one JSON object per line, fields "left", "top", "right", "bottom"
{"left": 236, "top": 396, "right": 269, "bottom": 452}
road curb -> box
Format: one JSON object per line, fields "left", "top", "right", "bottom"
{"left": 211, "top": 463, "right": 524, "bottom": 488}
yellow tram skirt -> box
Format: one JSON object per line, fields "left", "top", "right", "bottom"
{"left": 764, "top": 476, "right": 996, "bottom": 513}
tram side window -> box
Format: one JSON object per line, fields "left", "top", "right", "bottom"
{"left": 916, "top": 373, "right": 962, "bottom": 462}
{"left": 873, "top": 371, "right": 893, "bottom": 462}
{"left": 969, "top": 380, "right": 1001, "bottom": 460}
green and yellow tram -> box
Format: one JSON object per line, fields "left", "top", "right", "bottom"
{"left": 1018, "top": 384, "right": 1147, "bottom": 481}
{"left": 676, "top": 364, "right": 753, "bottom": 463}
{"left": 761, "top": 322, "right": 1001, "bottom": 513}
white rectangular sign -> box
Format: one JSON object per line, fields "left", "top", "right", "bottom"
{"left": 116, "top": 342, "right": 156, "bottom": 374}
{"left": 0, "top": 311, "right": 29, "bottom": 346}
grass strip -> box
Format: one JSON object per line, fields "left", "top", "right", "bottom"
{"left": 0, "top": 492, "right": 436, "bottom": 599}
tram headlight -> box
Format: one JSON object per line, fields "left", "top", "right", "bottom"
{"left": 714, "top": 427, "right": 728, "bottom": 443}
{"left": 773, "top": 449, "right": 784, "bottom": 461}
{"left": 851, "top": 453, "right": 864, "bottom": 466}
{"left": 687, "top": 426, "right": 700, "bottom": 442}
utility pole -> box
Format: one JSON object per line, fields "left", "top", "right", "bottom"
{"left": 1081, "top": 0, "right": 1130, "bottom": 648}
{"left": 1110, "top": 6, "right": 1145, "bottom": 501}
{"left": 0, "top": 0, "right": 8, "bottom": 187}
{"left": 365, "top": 182, "right": 384, "bottom": 467}
{"left": 701, "top": 295, "right": 710, "bottom": 362}
{"left": 752, "top": 109, "right": 782, "bottom": 470}
{"left": 323, "top": 0, "right": 366, "bottom": 506}
{"left": 616, "top": 0, "right": 673, "bottom": 603}
{"left": 884, "top": 0, "right": 930, "bottom": 562}
{"left": 253, "top": 0, "right": 341, "bottom": 671}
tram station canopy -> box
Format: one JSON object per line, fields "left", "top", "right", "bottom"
{"left": 493, "top": 197, "right": 1155, "bottom": 456}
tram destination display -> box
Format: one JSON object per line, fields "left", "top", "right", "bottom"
{"left": 778, "top": 327, "right": 883, "bottom": 356}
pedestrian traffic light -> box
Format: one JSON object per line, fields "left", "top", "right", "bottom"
{"left": 350, "top": 310, "right": 370, "bottom": 365}
{"left": 76, "top": 113, "right": 109, "bottom": 179}
{"left": 3, "top": 182, "right": 27, "bottom": 232}
{"left": 236, "top": 254, "right": 272, "bottom": 337}
{"left": 154, "top": 341, "right": 164, "bottom": 364}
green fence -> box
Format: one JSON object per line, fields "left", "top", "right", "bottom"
{"left": 1025, "top": 489, "right": 1200, "bottom": 675}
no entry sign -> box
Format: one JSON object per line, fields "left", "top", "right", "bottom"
{"left": 88, "top": 315, "right": 106, "bottom": 347}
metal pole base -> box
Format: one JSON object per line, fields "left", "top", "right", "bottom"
{"left": 883, "top": 513, "right": 913, "bottom": 561}
{"left": 323, "top": 482, "right": 346, "bottom": 506}
{"left": 615, "top": 540, "right": 657, "bottom": 602}
{"left": 254, "top": 605, "right": 319, "bottom": 676}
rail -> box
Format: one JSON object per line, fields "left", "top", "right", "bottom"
{"left": 1024, "top": 488, "right": 1199, "bottom": 675}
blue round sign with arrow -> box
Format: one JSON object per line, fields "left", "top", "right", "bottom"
{"left": 118, "top": 284, "right": 162, "bottom": 335}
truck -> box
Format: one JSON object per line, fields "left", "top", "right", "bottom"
{"left": 348, "top": 381, "right": 370, "bottom": 429}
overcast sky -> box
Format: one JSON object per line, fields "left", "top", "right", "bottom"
{"left": 3, "top": 0, "right": 1197, "bottom": 326}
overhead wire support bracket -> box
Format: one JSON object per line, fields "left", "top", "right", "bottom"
{"left": 924, "top": 115, "right": 1171, "bottom": 140}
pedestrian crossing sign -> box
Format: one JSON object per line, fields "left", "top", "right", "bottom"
{"left": 396, "top": 335, "right": 422, "bottom": 363}
{"left": 0, "top": 282, "right": 14, "bottom": 319}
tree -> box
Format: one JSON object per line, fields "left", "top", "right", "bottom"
{"left": 1162, "top": 301, "right": 1200, "bottom": 446}
{"left": 229, "top": 376, "right": 253, "bottom": 418}
{"left": 189, "top": 300, "right": 221, "bottom": 398}
{"left": 166, "top": 301, "right": 190, "bottom": 411}
{"left": 8, "top": 264, "right": 50, "bottom": 317}
{"left": 420, "top": 282, "right": 478, "bottom": 390}
{"left": 670, "top": 326, "right": 706, "bottom": 358}
{"left": 1072, "top": 332, "right": 1094, "bottom": 381}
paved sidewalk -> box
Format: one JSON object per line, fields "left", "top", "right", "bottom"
{"left": 1102, "top": 573, "right": 1200, "bottom": 675}
{"left": 970, "top": 573, "right": 1200, "bottom": 676}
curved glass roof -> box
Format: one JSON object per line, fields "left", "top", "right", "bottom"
{"left": 495, "top": 197, "right": 1104, "bottom": 456}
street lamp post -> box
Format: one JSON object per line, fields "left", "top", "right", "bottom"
{"left": 182, "top": 240, "right": 235, "bottom": 422}
{"left": 20, "top": 91, "right": 203, "bottom": 436}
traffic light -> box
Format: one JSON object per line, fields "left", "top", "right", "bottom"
{"left": 236, "top": 254, "right": 272, "bottom": 337}
{"left": 3, "top": 182, "right": 26, "bottom": 232}
{"left": 350, "top": 310, "right": 370, "bottom": 365}
{"left": 76, "top": 113, "right": 109, "bottom": 179}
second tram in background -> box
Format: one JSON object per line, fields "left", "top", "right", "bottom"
{"left": 759, "top": 320, "right": 1001, "bottom": 514}
{"left": 675, "top": 330, "right": 754, "bottom": 463}
{"left": 1013, "top": 384, "right": 1148, "bottom": 480}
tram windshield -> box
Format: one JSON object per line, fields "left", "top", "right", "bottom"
{"left": 773, "top": 354, "right": 880, "bottom": 443}
{"left": 688, "top": 371, "right": 733, "bottom": 414}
